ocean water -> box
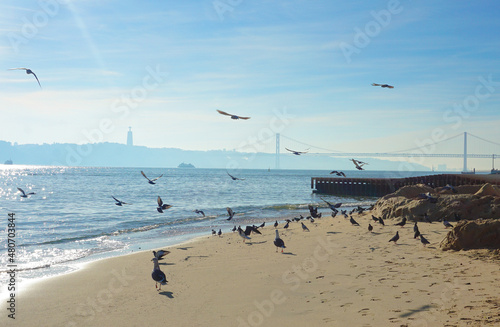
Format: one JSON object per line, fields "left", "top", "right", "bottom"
{"left": 0, "top": 165, "right": 436, "bottom": 294}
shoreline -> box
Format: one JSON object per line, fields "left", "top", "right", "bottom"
{"left": 2, "top": 214, "right": 499, "bottom": 326}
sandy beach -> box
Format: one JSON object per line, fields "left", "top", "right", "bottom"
{"left": 3, "top": 213, "right": 500, "bottom": 327}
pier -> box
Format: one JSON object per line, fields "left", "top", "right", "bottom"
{"left": 311, "top": 174, "right": 500, "bottom": 197}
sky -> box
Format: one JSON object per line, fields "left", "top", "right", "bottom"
{"left": 1, "top": 0, "right": 500, "bottom": 170}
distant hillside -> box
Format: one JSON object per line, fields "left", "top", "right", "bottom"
{"left": 0, "top": 140, "right": 430, "bottom": 171}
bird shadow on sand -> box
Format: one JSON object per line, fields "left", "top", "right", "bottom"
{"left": 177, "top": 247, "right": 193, "bottom": 251}
{"left": 281, "top": 252, "right": 296, "bottom": 256}
{"left": 326, "top": 231, "right": 341, "bottom": 235}
{"left": 246, "top": 241, "right": 267, "bottom": 245}
{"left": 184, "top": 255, "right": 209, "bottom": 261}
{"left": 369, "top": 232, "right": 382, "bottom": 235}
{"left": 158, "top": 291, "right": 174, "bottom": 298}
{"left": 398, "top": 304, "right": 436, "bottom": 318}
{"left": 158, "top": 262, "right": 176, "bottom": 266}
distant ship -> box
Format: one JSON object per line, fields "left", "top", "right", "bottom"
{"left": 4, "top": 159, "right": 13, "bottom": 165}
{"left": 178, "top": 162, "right": 195, "bottom": 168}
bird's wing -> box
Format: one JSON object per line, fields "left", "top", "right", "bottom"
{"left": 285, "top": 148, "right": 296, "bottom": 153}
{"left": 112, "top": 196, "right": 120, "bottom": 203}
{"left": 157, "top": 196, "right": 163, "bottom": 206}
{"left": 30, "top": 71, "right": 42, "bottom": 88}
{"left": 141, "top": 171, "right": 152, "bottom": 182}
{"left": 17, "top": 187, "right": 25, "bottom": 195}
{"left": 151, "top": 174, "right": 163, "bottom": 182}
{"left": 244, "top": 226, "right": 253, "bottom": 236}
{"left": 227, "top": 207, "right": 234, "bottom": 216}
{"left": 217, "top": 110, "right": 232, "bottom": 116}
{"left": 237, "top": 116, "right": 251, "bottom": 120}
{"left": 371, "top": 83, "right": 381, "bottom": 86}
{"left": 9, "top": 68, "right": 29, "bottom": 70}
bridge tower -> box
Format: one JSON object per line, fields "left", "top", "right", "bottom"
{"left": 463, "top": 132, "right": 468, "bottom": 172}
{"left": 275, "top": 133, "right": 280, "bottom": 169}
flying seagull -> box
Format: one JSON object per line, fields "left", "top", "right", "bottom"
{"left": 17, "top": 187, "right": 35, "bottom": 198}
{"left": 112, "top": 196, "right": 130, "bottom": 206}
{"left": 141, "top": 171, "right": 163, "bottom": 184}
{"left": 157, "top": 196, "right": 172, "bottom": 213}
{"left": 151, "top": 258, "right": 168, "bottom": 290}
{"left": 329, "top": 170, "right": 346, "bottom": 177}
{"left": 193, "top": 209, "right": 205, "bottom": 217}
{"left": 274, "top": 230, "right": 286, "bottom": 253}
{"left": 371, "top": 83, "right": 394, "bottom": 88}
{"left": 351, "top": 159, "right": 368, "bottom": 170}
{"left": 226, "top": 207, "right": 235, "bottom": 221}
{"left": 9, "top": 68, "right": 42, "bottom": 89}
{"left": 216, "top": 109, "right": 250, "bottom": 120}
{"left": 153, "top": 250, "right": 170, "bottom": 260}
{"left": 285, "top": 148, "right": 308, "bottom": 155}
{"left": 227, "top": 171, "right": 245, "bottom": 181}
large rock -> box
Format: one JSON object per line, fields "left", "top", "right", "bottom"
{"left": 440, "top": 219, "right": 500, "bottom": 251}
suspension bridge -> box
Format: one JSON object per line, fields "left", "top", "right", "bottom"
{"left": 272, "top": 132, "right": 500, "bottom": 172}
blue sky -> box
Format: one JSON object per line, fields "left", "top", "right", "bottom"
{"left": 1, "top": 0, "right": 500, "bottom": 169}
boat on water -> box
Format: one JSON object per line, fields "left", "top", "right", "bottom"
{"left": 4, "top": 159, "right": 13, "bottom": 165}
{"left": 178, "top": 162, "right": 195, "bottom": 168}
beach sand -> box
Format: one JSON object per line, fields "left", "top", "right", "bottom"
{"left": 3, "top": 214, "right": 500, "bottom": 327}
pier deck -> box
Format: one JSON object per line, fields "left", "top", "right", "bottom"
{"left": 311, "top": 174, "right": 500, "bottom": 197}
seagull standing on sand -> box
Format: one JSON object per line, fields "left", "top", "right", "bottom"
{"left": 153, "top": 250, "right": 170, "bottom": 260}
{"left": 141, "top": 171, "right": 163, "bottom": 184}
{"left": 378, "top": 217, "right": 385, "bottom": 226}
{"left": 157, "top": 196, "right": 172, "bottom": 213}
{"left": 274, "top": 230, "right": 286, "bottom": 253}
{"left": 301, "top": 222, "right": 310, "bottom": 232}
{"left": 394, "top": 217, "right": 407, "bottom": 227}
{"left": 274, "top": 220, "right": 279, "bottom": 228}
{"left": 419, "top": 234, "right": 430, "bottom": 246}
{"left": 349, "top": 216, "right": 360, "bottom": 226}
{"left": 443, "top": 220, "right": 454, "bottom": 228}
{"left": 368, "top": 224, "right": 373, "bottom": 232}
{"left": 216, "top": 110, "right": 250, "bottom": 120}
{"left": 17, "top": 187, "right": 35, "bottom": 198}
{"left": 151, "top": 258, "right": 168, "bottom": 290}
{"left": 389, "top": 231, "right": 399, "bottom": 244}
{"left": 9, "top": 68, "right": 42, "bottom": 88}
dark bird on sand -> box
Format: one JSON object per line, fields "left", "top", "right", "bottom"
{"left": 285, "top": 147, "right": 308, "bottom": 155}
{"left": 153, "top": 250, "right": 170, "bottom": 260}
{"left": 371, "top": 215, "right": 379, "bottom": 222}
{"left": 227, "top": 171, "right": 245, "bottom": 181}
{"left": 301, "top": 222, "right": 310, "bottom": 232}
{"left": 443, "top": 220, "right": 454, "bottom": 228}
{"left": 368, "top": 223, "right": 373, "bottom": 232}
{"left": 156, "top": 196, "right": 172, "bottom": 213}
{"left": 371, "top": 83, "right": 394, "bottom": 88}
{"left": 274, "top": 220, "right": 279, "bottom": 228}
{"left": 283, "top": 221, "right": 290, "bottom": 229}
{"left": 329, "top": 170, "right": 346, "bottom": 177}
{"left": 378, "top": 217, "right": 385, "bottom": 226}
{"left": 193, "top": 209, "right": 205, "bottom": 217}
{"left": 257, "top": 222, "right": 265, "bottom": 228}
{"left": 226, "top": 207, "right": 235, "bottom": 220}
{"left": 216, "top": 109, "right": 250, "bottom": 120}
{"left": 17, "top": 187, "right": 35, "bottom": 198}
{"left": 212, "top": 229, "right": 216, "bottom": 235}
{"left": 112, "top": 196, "right": 130, "bottom": 206}
{"left": 419, "top": 234, "right": 430, "bottom": 246}
{"left": 389, "top": 231, "right": 399, "bottom": 244}
{"left": 141, "top": 171, "right": 163, "bottom": 184}
{"left": 414, "top": 229, "right": 421, "bottom": 239}
{"left": 274, "top": 230, "right": 286, "bottom": 253}
{"left": 349, "top": 216, "right": 360, "bottom": 226}
{"left": 394, "top": 217, "right": 407, "bottom": 227}
{"left": 9, "top": 68, "right": 42, "bottom": 88}
{"left": 218, "top": 229, "right": 222, "bottom": 237}
{"left": 151, "top": 258, "right": 168, "bottom": 290}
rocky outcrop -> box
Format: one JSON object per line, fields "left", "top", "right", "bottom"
{"left": 440, "top": 219, "right": 500, "bottom": 250}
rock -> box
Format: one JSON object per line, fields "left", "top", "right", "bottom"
{"left": 440, "top": 219, "right": 500, "bottom": 251}
{"left": 474, "top": 183, "right": 500, "bottom": 197}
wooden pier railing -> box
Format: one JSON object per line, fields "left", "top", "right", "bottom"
{"left": 311, "top": 174, "right": 500, "bottom": 197}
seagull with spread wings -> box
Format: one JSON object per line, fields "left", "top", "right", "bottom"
{"left": 227, "top": 171, "right": 245, "bottom": 181}
{"left": 9, "top": 68, "right": 42, "bottom": 89}
{"left": 141, "top": 171, "right": 163, "bottom": 184}
{"left": 350, "top": 159, "right": 368, "bottom": 170}
{"left": 156, "top": 196, "right": 172, "bottom": 213}
{"left": 216, "top": 110, "right": 250, "bottom": 120}
{"left": 285, "top": 148, "right": 308, "bottom": 155}
{"left": 372, "top": 83, "right": 394, "bottom": 88}
{"left": 112, "top": 196, "right": 131, "bottom": 206}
